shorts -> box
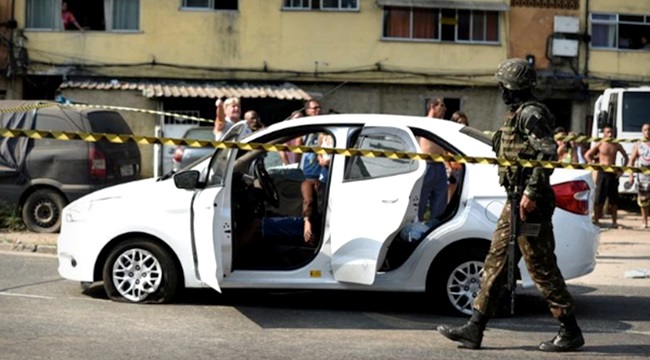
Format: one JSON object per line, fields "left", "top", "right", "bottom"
{"left": 638, "top": 190, "right": 650, "bottom": 208}
{"left": 595, "top": 172, "right": 619, "bottom": 206}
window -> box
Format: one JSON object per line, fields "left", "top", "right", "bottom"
{"left": 383, "top": 7, "right": 499, "bottom": 43}
{"left": 207, "top": 131, "right": 239, "bottom": 186}
{"left": 591, "top": 12, "right": 650, "bottom": 50}
{"left": 283, "top": 0, "right": 358, "bottom": 11}
{"left": 33, "top": 113, "right": 82, "bottom": 148}
{"left": 26, "top": 0, "right": 140, "bottom": 31}
{"left": 621, "top": 92, "right": 650, "bottom": 132}
{"left": 345, "top": 134, "right": 417, "bottom": 181}
{"left": 182, "top": 0, "right": 238, "bottom": 10}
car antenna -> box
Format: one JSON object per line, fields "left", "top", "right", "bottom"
{"left": 283, "top": 81, "right": 348, "bottom": 121}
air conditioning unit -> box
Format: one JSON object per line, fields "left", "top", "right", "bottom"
{"left": 552, "top": 39, "right": 579, "bottom": 57}
{"left": 552, "top": 15, "right": 580, "bottom": 57}
{"left": 554, "top": 16, "right": 580, "bottom": 34}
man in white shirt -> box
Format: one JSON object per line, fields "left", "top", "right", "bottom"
{"left": 213, "top": 97, "right": 241, "bottom": 140}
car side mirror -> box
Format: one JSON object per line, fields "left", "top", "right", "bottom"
{"left": 597, "top": 111, "right": 608, "bottom": 129}
{"left": 174, "top": 170, "right": 200, "bottom": 190}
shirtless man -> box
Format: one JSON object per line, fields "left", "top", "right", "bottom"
{"left": 585, "top": 125, "right": 629, "bottom": 227}
{"left": 628, "top": 123, "right": 650, "bottom": 229}
{"left": 418, "top": 98, "right": 448, "bottom": 221}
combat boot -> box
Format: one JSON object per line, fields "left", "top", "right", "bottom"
{"left": 437, "top": 309, "right": 488, "bottom": 350}
{"left": 538, "top": 314, "right": 585, "bottom": 352}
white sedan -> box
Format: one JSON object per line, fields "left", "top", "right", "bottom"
{"left": 57, "top": 115, "right": 599, "bottom": 316}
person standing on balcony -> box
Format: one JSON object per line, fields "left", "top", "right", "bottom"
{"left": 62, "top": 2, "right": 83, "bottom": 31}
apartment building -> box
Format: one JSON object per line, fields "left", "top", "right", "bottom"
{"left": 2, "top": 0, "right": 649, "bottom": 175}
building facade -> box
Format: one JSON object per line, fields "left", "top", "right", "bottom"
{"left": 1, "top": 0, "right": 649, "bottom": 175}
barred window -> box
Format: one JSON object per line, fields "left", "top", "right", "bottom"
{"left": 511, "top": 0, "right": 579, "bottom": 9}
{"left": 383, "top": 7, "right": 499, "bottom": 44}
{"left": 283, "top": 0, "right": 358, "bottom": 11}
{"left": 181, "top": 0, "right": 238, "bottom": 10}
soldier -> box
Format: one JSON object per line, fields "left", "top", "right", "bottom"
{"left": 437, "top": 58, "right": 585, "bottom": 352}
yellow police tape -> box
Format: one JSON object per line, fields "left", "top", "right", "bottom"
{"left": 0, "top": 100, "right": 645, "bottom": 144}
{"left": 0, "top": 127, "right": 648, "bottom": 175}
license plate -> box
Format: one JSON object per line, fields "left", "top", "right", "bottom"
{"left": 120, "top": 165, "right": 134, "bottom": 177}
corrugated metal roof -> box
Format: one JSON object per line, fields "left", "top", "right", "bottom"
{"left": 59, "top": 80, "right": 312, "bottom": 101}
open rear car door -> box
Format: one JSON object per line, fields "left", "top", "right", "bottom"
{"left": 330, "top": 125, "right": 425, "bottom": 285}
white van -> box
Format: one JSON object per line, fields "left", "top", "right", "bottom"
{"left": 591, "top": 87, "right": 650, "bottom": 196}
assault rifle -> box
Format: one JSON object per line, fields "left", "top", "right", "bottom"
{"left": 506, "top": 170, "right": 540, "bottom": 316}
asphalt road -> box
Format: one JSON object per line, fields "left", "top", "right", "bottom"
{"left": 0, "top": 251, "right": 649, "bottom": 360}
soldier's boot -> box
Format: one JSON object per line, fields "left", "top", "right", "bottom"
{"left": 437, "top": 309, "right": 488, "bottom": 350}
{"left": 538, "top": 314, "right": 585, "bottom": 352}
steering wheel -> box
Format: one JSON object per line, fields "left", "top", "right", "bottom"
{"left": 253, "top": 158, "right": 280, "bottom": 208}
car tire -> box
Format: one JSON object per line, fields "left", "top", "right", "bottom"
{"left": 103, "top": 239, "right": 180, "bottom": 304}
{"left": 429, "top": 249, "right": 487, "bottom": 317}
{"left": 22, "top": 189, "right": 67, "bottom": 233}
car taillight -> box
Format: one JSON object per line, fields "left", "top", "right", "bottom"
{"left": 173, "top": 147, "right": 185, "bottom": 163}
{"left": 552, "top": 180, "right": 590, "bottom": 215}
{"left": 89, "top": 148, "right": 107, "bottom": 178}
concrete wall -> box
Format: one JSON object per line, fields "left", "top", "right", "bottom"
{"left": 302, "top": 83, "right": 505, "bottom": 131}
{"left": 508, "top": 3, "right": 583, "bottom": 70}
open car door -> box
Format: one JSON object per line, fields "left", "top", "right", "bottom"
{"left": 330, "top": 125, "right": 425, "bottom": 285}
{"left": 192, "top": 123, "right": 248, "bottom": 291}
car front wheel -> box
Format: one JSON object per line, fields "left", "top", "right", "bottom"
{"left": 103, "top": 239, "right": 180, "bottom": 304}
{"left": 429, "top": 249, "right": 486, "bottom": 316}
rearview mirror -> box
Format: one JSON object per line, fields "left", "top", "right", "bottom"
{"left": 174, "top": 170, "right": 200, "bottom": 190}
{"left": 597, "top": 111, "right": 609, "bottom": 129}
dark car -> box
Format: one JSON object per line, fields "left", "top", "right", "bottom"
{"left": 171, "top": 127, "right": 215, "bottom": 172}
{"left": 0, "top": 101, "right": 141, "bottom": 233}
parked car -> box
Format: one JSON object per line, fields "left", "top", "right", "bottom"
{"left": 0, "top": 101, "right": 141, "bottom": 233}
{"left": 57, "top": 116, "right": 599, "bottom": 316}
{"left": 171, "top": 127, "right": 215, "bottom": 172}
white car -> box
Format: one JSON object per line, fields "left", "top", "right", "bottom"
{"left": 57, "top": 115, "right": 599, "bottom": 316}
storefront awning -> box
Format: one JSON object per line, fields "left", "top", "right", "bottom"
{"left": 376, "top": 0, "right": 509, "bottom": 11}
{"left": 59, "top": 80, "right": 312, "bottom": 101}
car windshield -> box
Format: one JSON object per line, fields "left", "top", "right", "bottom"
{"left": 184, "top": 128, "right": 215, "bottom": 140}
{"left": 622, "top": 92, "right": 650, "bottom": 132}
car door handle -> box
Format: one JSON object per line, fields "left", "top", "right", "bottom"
{"left": 382, "top": 199, "right": 398, "bottom": 204}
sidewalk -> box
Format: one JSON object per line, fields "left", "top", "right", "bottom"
{"left": 0, "top": 231, "right": 58, "bottom": 254}
{"left": 567, "top": 209, "right": 650, "bottom": 287}
{"left": 1, "top": 210, "right": 648, "bottom": 286}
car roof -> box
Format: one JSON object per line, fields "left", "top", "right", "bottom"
{"left": 250, "top": 113, "right": 492, "bottom": 158}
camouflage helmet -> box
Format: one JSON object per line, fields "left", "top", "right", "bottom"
{"left": 494, "top": 58, "right": 536, "bottom": 90}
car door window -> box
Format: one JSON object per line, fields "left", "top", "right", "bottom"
{"left": 33, "top": 113, "right": 81, "bottom": 149}
{"left": 205, "top": 123, "right": 247, "bottom": 186}
{"left": 344, "top": 133, "right": 418, "bottom": 181}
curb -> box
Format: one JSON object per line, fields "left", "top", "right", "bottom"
{"left": 0, "top": 239, "right": 57, "bottom": 255}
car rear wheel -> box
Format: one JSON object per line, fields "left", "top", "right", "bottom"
{"left": 429, "top": 249, "right": 486, "bottom": 316}
{"left": 22, "top": 189, "right": 67, "bottom": 233}
{"left": 103, "top": 239, "right": 180, "bottom": 304}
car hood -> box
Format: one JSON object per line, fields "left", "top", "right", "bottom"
{"left": 87, "top": 177, "right": 161, "bottom": 201}
{"left": 65, "top": 177, "right": 178, "bottom": 212}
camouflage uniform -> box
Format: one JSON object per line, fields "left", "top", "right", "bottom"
{"left": 472, "top": 101, "right": 575, "bottom": 319}
{"left": 438, "top": 58, "right": 584, "bottom": 352}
